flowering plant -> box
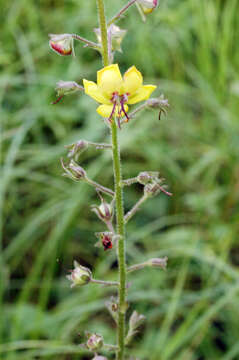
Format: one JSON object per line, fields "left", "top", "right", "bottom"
{"left": 49, "top": 1, "right": 170, "bottom": 359}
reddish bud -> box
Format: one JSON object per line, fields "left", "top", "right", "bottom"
{"left": 49, "top": 34, "right": 74, "bottom": 56}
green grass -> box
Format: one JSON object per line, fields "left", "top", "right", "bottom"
{"left": 1, "top": 0, "right": 239, "bottom": 359}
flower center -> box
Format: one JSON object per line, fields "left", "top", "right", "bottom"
{"left": 109, "top": 92, "right": 130, "bottom": 127}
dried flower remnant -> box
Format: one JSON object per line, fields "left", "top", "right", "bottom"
{"left": 95, "top": 24, "right": 127, "bottom": 53}
{"left": 126, "top": 311, "right": 146, "bottom": 344}
{"left": 83, "top": 64, "right": 156, "bottom": 125}
{"left": 49, "top": 34, "right": 74, "bottom": 56}
{"left": 91, "top": 191, "right": 114, "bottom": 223}
{"left": 66, "top": 261, "right": 92, "bottom": 287}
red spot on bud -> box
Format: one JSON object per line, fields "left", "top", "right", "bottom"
{"left": 102, "top": 235, "right": 113, "bottom": 251}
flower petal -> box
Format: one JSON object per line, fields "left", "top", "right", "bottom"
{"left": 97, "top": 64, "right": 123, "bottom": 96}
{"left": 97, "top": 104, "right": 129, "bottom": 118}
{"left": 127, "top": 85, "right": 156, "bottom": 104}
{"left": 83, "top": 79, "right": 111, "bottom": 104}
{"left": 123, "top": 66, "right": 143, "bottom": 95}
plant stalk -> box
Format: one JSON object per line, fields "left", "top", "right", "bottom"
{"left": 96, "top": 0, "right": 109, "bottom": 66}
{"left": 111, "top": 117, "right": 127, "bottom": 360}
{"left": 96, "top": 1, "right": 126, "bottom": 358}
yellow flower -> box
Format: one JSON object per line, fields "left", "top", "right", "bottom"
{"left": 83, "top": 64, "right": 156, "bottom": 121}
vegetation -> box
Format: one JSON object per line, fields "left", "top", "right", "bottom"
{"left": 1, "top": 0, "right": 239, "bottom": 359}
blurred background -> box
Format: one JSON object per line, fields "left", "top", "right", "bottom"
{"left": 1, "top": 0, "right": 239, "bottom": 359}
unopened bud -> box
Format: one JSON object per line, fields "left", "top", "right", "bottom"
{"left": 148, "top": 257, "right": 168, "bottom": 269}
{"left": 66, "top": 260, "right": 92, "bottom": 287}
{"left": 137, "top": 171, "right": 159, "bottom": 185}
{"left": 61, "top": 159, "right": 87, "bottom": 181}
{"left": 86, "top": 332, "right": 104, "bottom": 351}
{"left": 68, "top": 160, "right": 87, "bottom": 179}
{"left": 137, "top": 0, "right": 158, "bottom": 14}
{"left": 49, "top": 34, "right": 74, "bottom": 56}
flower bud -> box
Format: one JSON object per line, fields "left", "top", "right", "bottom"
{"left": 137, "top": 0, "right": 158, "bottom": 14}
{"left": 66, "top": 260, "right": 92, "bottom": 287}
{"left": 61, "top": 159, "right": 87, "bottom": 181}
{"left": 147, "top": 257, "right": 168, "bottom": 269}
{"left": 56, "top": 81, "right": 83, "bottom": 97}
{"left": 137, "top": 171, "right": 159, "bottom": 185}
{"left": 86, "top": 333, "right": 104, "bottom": 351}
{"left": 49, "top": 34, "right": 74, "bottom": 56}
{"left": 68, "top": 159, "right": 87, "bottom": 179}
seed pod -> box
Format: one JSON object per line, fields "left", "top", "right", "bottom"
{"left": 66, "top": 261, "right": 92, "bottom": 287}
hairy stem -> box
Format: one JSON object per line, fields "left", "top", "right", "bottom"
{"left": 96, "top": 1, "right": 126, "bottom": 358}
{"left": 111, "top": 117, "right": 127, "bottom": 360}
{"left": 108, "top": 0, "right": 137, "bottom": 26}
{"left": 96, "top": 0, "right": 109, "bottom": 66}
{"left": 86, "top": 178, "right": 114, "bottom": 197}
{"left": 72, "top": 34, "right": 100, "bottom": 49}
{"left": 91, "top": 278, "right": 119, "bottom": 286}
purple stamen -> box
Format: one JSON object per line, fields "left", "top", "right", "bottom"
{"left": 108, "top": 101, "right": 117, "bottom": 123}
{"left": 120, "top": 99, "right": 129, "bottom": 122}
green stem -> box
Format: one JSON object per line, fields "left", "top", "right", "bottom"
{"left": 111, "top": 118, "right": 127, "bottom": 360}
{"left": 96, "top": 0, "right": 109, "bottom": 66}
{"left": 96, "top": 1, "right": 126, "bottom": 358}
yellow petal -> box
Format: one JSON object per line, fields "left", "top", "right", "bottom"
{"left": 127, "top": 85, "right": 156, "bottom": 104}
{"left": 97, "top": 104, "right": 129, "bottom": 118}
{"left": 97, "top": 64, "right": 123, "bottom": 97}
{"left": 83, "top": 79, "right": 111, "bottom": 104}
{"left": 123, "top": 66, "right": 143, "bottom": 95}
